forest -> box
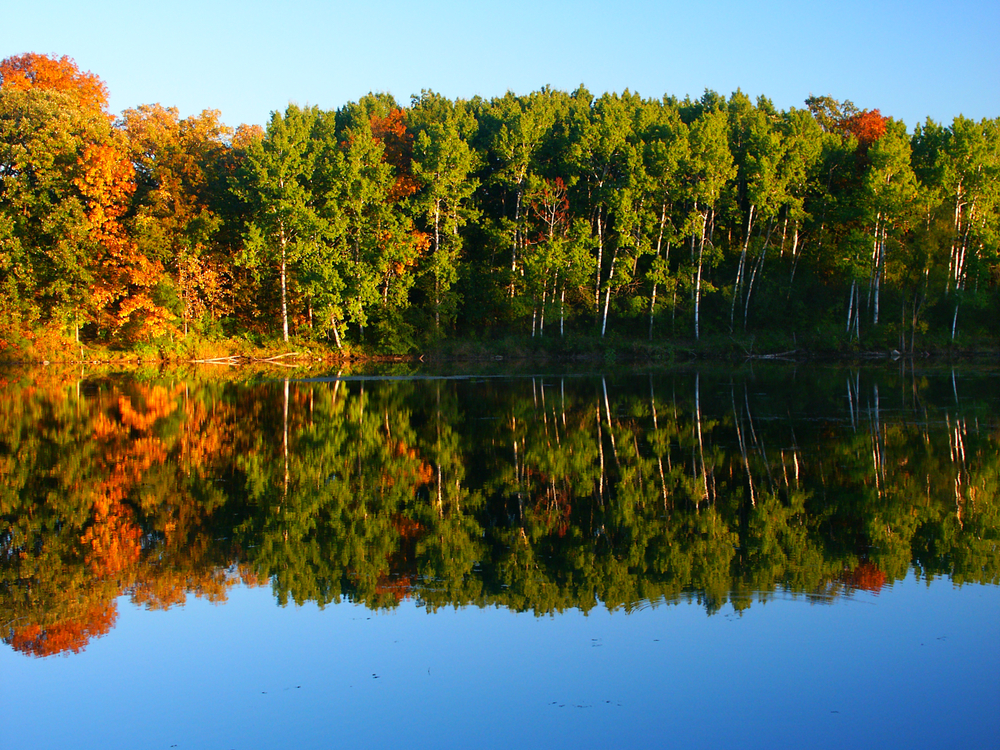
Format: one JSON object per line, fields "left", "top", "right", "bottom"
{"left": 1, "top": 53, "right": 998, "bottom": 359}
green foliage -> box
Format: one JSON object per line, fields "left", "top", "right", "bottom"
{"left": 3, "top": 367, "right": 998, "bottom": 654}
{"left": 2, "top": 61, "right": 998, "bottom": 356}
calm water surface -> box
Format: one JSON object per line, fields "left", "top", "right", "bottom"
{"left": 1, "top": 364, "right": 998, "bottom": 749}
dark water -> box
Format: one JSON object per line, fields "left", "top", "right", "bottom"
{"left": 2, "top": 364, "right": 998, "bottom": 749}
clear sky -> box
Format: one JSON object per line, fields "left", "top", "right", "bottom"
{"left": 5, "top": 0, "right": 998, "bottom": 131}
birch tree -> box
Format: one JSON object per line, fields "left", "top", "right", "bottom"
{"left": 410, "top": 92, "right": 481, "bottom": 334}
{"left": 238, "top": 104, "right": 324, "bottom": 342}
{"left": 641, "top": 98, "right": 689, "bottom": 339}
{"left": 933, "top": 116, "right": 1000, "bottom": 338}
{"left": 684, "top": 106, "right": 735, "bottom": 340}
{"left": 862, "top": 119, "right": 917, "bottom": 330}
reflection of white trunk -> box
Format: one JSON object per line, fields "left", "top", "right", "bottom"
{"left": 948, "top": 412, "right": 968, "bottom": 529}
{"left": 436, "top": 383, "right": 443, "bottom": 517}
{"left": 695, "top": 373, "right": 708, "bottom": 504}
{"left": 560, "top": 378, "right": 566, "bottom": 428}
{"left": 651, "top": 377, "right": 668, "bottom": 508}
{"left": 283, "top": 378, "right": 290, "bottom": 497}
{"left": 732, "top": 384, "right": 755, "bottom": 507}
{"left": 846, "top": 375, "right": 857, "bottom": 432}
{"left": 602, "top": 377, "right": 618, "bottom": 465}
{"left": 870, "top": 384, "right": 884, "bottom": 498}
{"left": 596, "top": 401, "right": 605, "bottom": 504}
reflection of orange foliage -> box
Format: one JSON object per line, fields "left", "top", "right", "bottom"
{"left": 385, "top": 440, "right": 435, "bottom": 487}
{"left": 416, "top": 461, "right": 435, "bottom": 486}
{"left": 238, "top": 563, "right": 270, "bottom": 589}
{"left": 178, "top": 391, "right": 236, "bottom": 477}
{"left": 131, "top": 567, "right": 231, "bottom": 610}
{"left": 131, "top": 570, "right": 189, "bottom": 610}
{"left": 119, "top": 389, "right": 173, "bottom": 430}
{"left": 4, "top": 380, "right": 260, "bottom": 659}
{"left": 374, "top": 573, "right": 413, "bottom": 604}
{"left": 843, "top": 562, "right": 886, "bottom": 593}
{"left": 393, "top": 515, "right": 423, "bottom": 541}
{"left": 8, "top": 603, "right": 118, "bottom": 657}
{"left": 83, "top": 385, "right": 187, "bottom": 581}
{"left": 82, "top": 498, "right": 142, "bottom": 578}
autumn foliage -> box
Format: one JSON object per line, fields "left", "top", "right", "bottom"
{"left": 3, "top": 369, "right": 999, "bottom": 657}
{"left": 8, "top": 603, "right": 118, "bottom": 657}
{"left": 371, "top": 108, "right": 421, "bottom": 201}
{"left": 1, "top": 51, "right": 998, "bottom": 361}
{"left": 0, "top": 52, "right": 109, "bottom": 112}
{"left": 841, "top": 108, "right": 888, "bottom": 150}
{"left": 842, "top": 561, "right": 887, "bottom": 593}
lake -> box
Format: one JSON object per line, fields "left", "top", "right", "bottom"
{"left": 1, "top": 363, "right": 998, "bottom": 749}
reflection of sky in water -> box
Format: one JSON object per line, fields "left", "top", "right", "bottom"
{"left": 4, "top": 574, "right": 997, "bottom": 750}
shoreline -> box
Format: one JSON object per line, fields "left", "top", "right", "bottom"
{"left": 2, "top": 337, "right": 998, "bottom": 371}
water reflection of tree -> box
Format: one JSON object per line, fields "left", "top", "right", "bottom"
{"left": 1, "top": 367, "right": 997, "bottom": 656}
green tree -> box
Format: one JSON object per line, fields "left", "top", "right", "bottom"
{"left": 237, "top": 104, "right": 326, "bottom": 342}
{"left": 683, "top": 105, "right": 735, "bottom": 340}
{"left": 640, "top": 98, "right": 689, "bottom": 339}
{"left": 409, "top": 92, "right": 481, "bottom": 334}
{"left": 566, "top": 90, "right": 640, "bottom": 334}
{"left": 862, "top": 119, "right": 918, "bottom": 331}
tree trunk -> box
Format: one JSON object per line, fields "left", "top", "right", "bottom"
{"left": 649, "top": 281, "right": 657, "bottom": 342}
{"left": 560, "top": 285, "right": 565, "bottom": 337}
{"left": 510, "top": 189, "right": 523, "bottom": 299}
{"left": 600, "top": 244, "right": 618, "bottom": 338}
{"left": 280, "top": 230, "right": 289, "bottom": 343}
{"left": 694, "top": 209, "right": 708, "bottom": 341}
{"left": 743, "top": 219, "right": 775, "bottom": 330}
{"left": 434, "top": 201, "right": 442, "bottom": 330}
{"left": 650, "top": 202, "right": 669, "bottom": 341}
{"left": 847, "top": 280, "right": 856, "bottom": 337}
{"left": 731, "top": 203, "right": 755, "bottom": 331}
{"left": 594, "top": 206, "right": 604, "bottom": 316}
{"left": 330, "top": 314, "right": 342, "bottom": 349}
{"left": 539, "top": 274, "right": 548, "bottom": 336}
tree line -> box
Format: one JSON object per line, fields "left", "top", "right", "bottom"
{"left": 1, "top": 53, "right": 998, "bottom": 354}
{"left": 2, "top": 368, "right": 997, "bottom": 655}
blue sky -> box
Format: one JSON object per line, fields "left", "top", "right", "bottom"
{"left": 5, "top": 0, "right": 998, "bottom": 130}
